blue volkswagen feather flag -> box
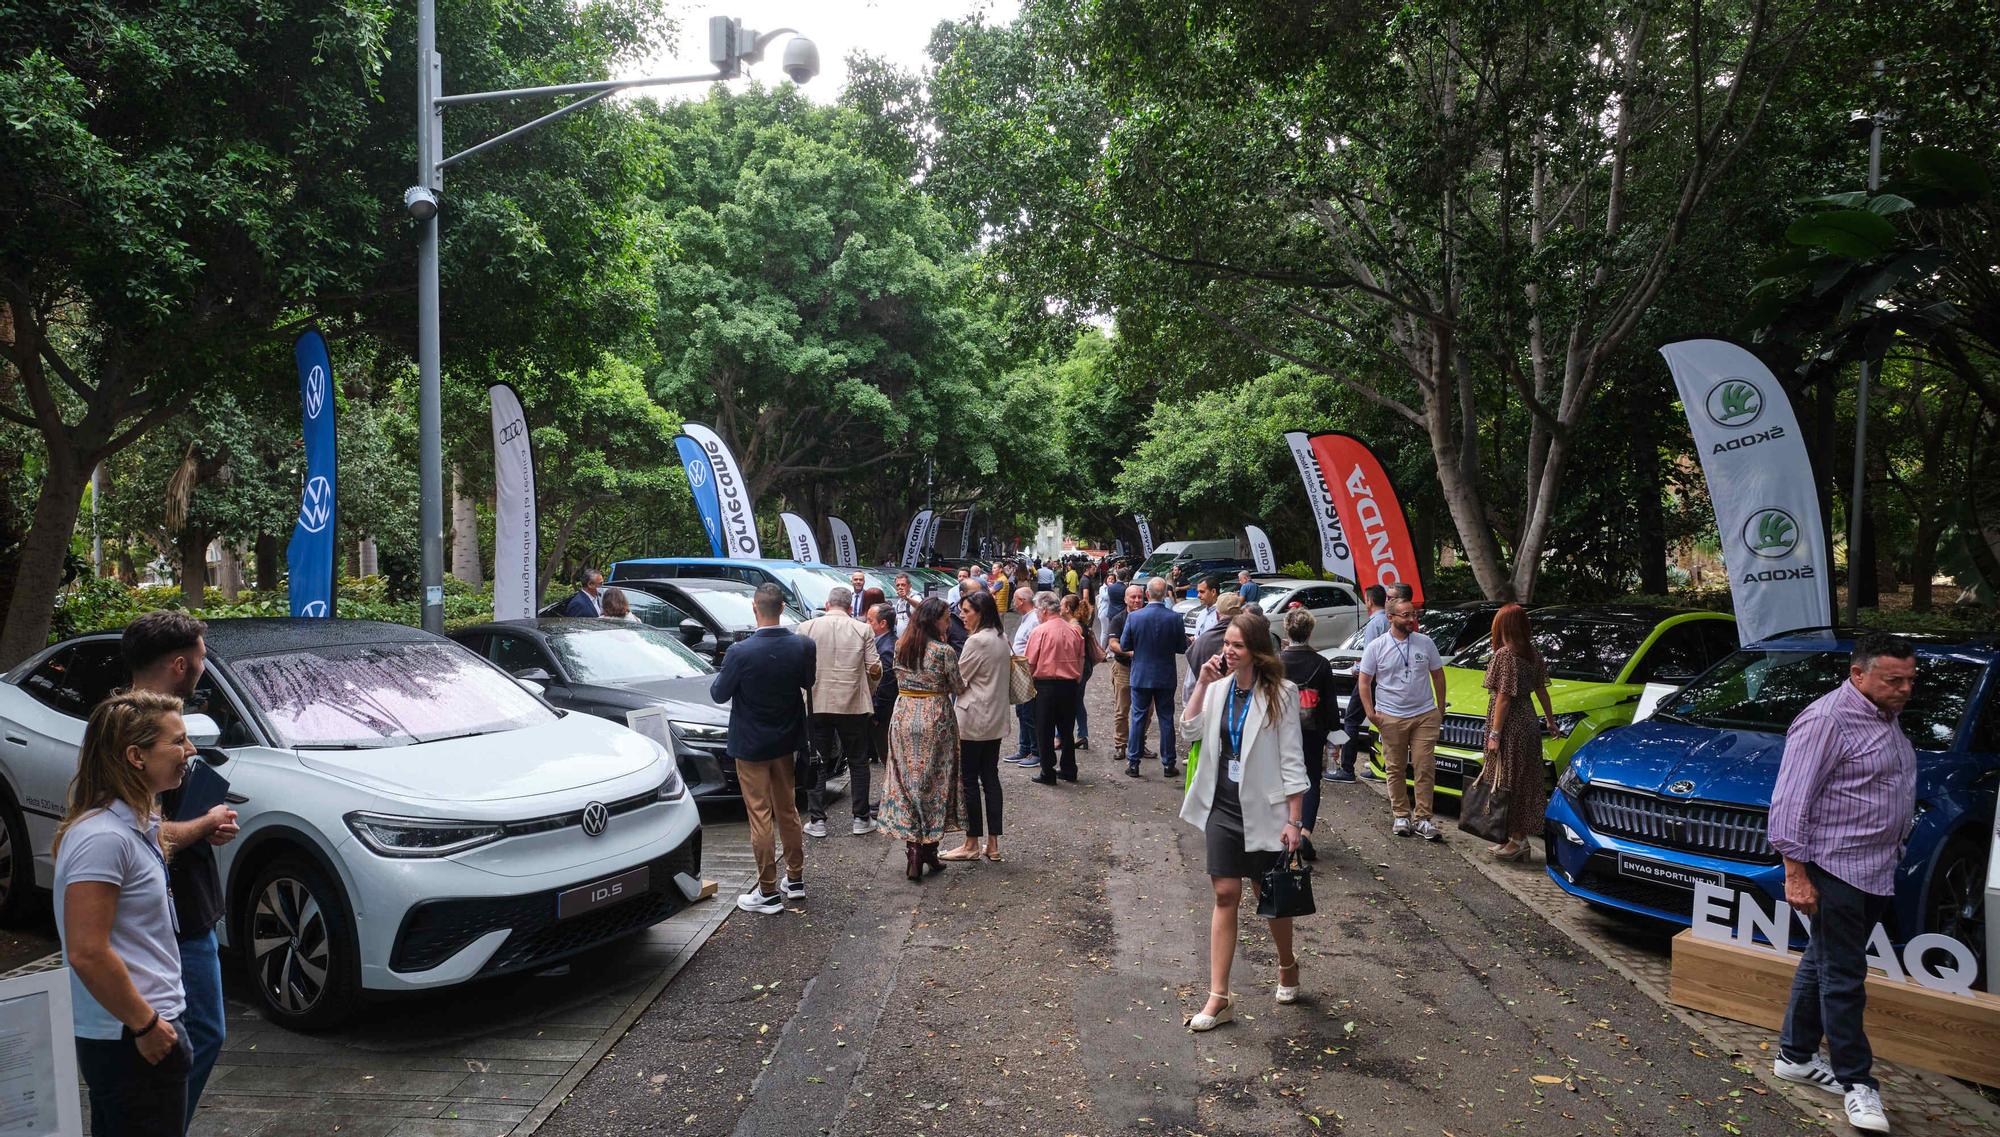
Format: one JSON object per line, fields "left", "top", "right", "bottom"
{"left": 287, "top": 331, "right": 338, "bottom": 617}
{"left": 675, "top": 433, "right": 727, "bottom": 556}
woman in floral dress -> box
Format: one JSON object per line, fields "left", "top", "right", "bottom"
{"left": 1481, "top": 603, "right": 1558, "bottom": 861}
{"left": 880, "top": 597, "right": 965, "bottom": 880}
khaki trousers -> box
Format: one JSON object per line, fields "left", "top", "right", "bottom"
{"left": 735, "top": 758, "right": 805, "bottom": 894}
{"left": 1377, "top": 709, "right": 1442, "bottom": 821}
{"left": 1110, "top": 661, "right": 1131, "bottom": 752}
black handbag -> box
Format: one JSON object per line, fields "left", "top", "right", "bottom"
{"left": 1457, "top": 761, "right": 1512, "bottom": 843}
{"left": 1256, "top": 850, "right": 1315, "bottom": 919}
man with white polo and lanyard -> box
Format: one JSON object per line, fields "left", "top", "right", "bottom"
{"left": 1765, "top": 633, "right": 1917, "bottom": 1134}
{"left": 1355, "top": 597, "right": 1447, "bottom": 840}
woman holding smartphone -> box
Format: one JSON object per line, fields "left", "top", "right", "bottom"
{"left": 55, "top": 690, "right": 197, "bottom": 1134}
{"left": 1178, "top": 611, "right": 1312, "bottom": 1032}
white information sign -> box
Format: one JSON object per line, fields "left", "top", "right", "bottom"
{"left": 0, "top": 969, "right": 82, "bottom": 1136}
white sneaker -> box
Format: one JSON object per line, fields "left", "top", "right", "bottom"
{"left": 1393, "top": 817, "right": 1412, "bottom": 837}
{"left": 1772, "top": 1053, "right": 1842, "bottom": 1095}
{"left": 1844, "top": 1085, "right": 1890, "bottom": 1133}
{"left": 804, "top": 819, "right": 828, "bottom": 839}
{"left": 735, "top": 887, "right": 784, "bottom": 914}
{"left": 1415, "top": 818, "right": 1442, "bottom": 841}
{"left": 851, "top": 817, "right": 877, "bottom": 835}
{"left": 779, "top": 875, "right": 805, "bottom": 900}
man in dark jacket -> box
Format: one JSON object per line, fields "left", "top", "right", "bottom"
{"left": 1121, "top": 577, "right": 1188, "bottom": 778}
{"left": 710, "top": 584, "right": 816, "bottom": 914}
{"left": 561, "top": 570, "right": 605, "bottom": 616}
{"left": 867, "top": 602, "right": 899, "bottom": 780}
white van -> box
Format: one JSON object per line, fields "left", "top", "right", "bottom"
{"left": 1133, "top": 538, "right": 1249, "bottom": 581}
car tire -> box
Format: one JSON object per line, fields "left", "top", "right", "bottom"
{"left": 242, "top": 857, "right": 362, "bottom": 1032}
{"left": 0, "top": 790, "right": 40, "bottom": 928}
{"left": 1922, "top": 831, "right": 1988, "bottom": 987}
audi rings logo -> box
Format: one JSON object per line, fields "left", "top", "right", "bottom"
{"left": 687, "top": 458, "right": 710, "bottom": 488}
{"left": 1666, "top": 780, "right": 1696, "bottom": 796}
{"left": 581, "top": 801, "right": 609, "bottom": 837}
{"left": 304, "top": 364, "right": 327, "bottom": 421}
{"left": 298, "top": 476, "right": 332, "bottom": 533}
{"left": 1743, "top": 508, "right": 1799, "bottom": 559}
{"left": 1704, "top": 377, "right": 1763, "bottom": 429}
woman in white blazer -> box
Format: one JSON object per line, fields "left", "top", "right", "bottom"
{"left": 1179, "top": 610, "right": 1312, "bottom": 1031}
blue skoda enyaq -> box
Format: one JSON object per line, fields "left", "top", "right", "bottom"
{"left": 1543, "top": 633, "right": 1998, "bottom": 977}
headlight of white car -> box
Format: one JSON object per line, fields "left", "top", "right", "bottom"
{"left": 654, "top": 754, "right": 687, "bottom": 801}
{"left": 345, "top": 812, "right": 505, "bottom": 858}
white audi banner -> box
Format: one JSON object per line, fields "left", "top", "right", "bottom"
{"left": 1283, "top": 430, "right": 1357, "bottom": 580}
{"left": 1659, "top": 338, "right": 1831, "bottom": 645}
{"left": 780, "top": 512, "right": 822, "bottom": 564}
{"left": 488, "top": 383, "right": 539, "bottom": 620}
{"left": 901, "top": 509, "right": 933, "bottom": 566}
{"left": 680, "top": 421, "right": 760, "bottom": 558}
{"left": 1244, "top": 525, "right": 1277, "bottom": 574}
{"left": 826, "top": 516, "right": 859, "bottom": 567}
{"left": 1134, "top": 514, "right": 1155, "bottom": 557}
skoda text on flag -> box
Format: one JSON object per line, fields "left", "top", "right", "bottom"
{"left": 1660, "top": 339, "right": 1830, "bottom": 645}
{"left": 780, "top": 512, "right": 822, "bottom": 564}
{"left": 1309, "top": 433, "right": 1425, "bottom": 605}
{"left": 1134, "top": 515, "right": 1155, "bottom": 557}
{"left": 1244, "top": 525, "right": 1277, "bottom": 575}
{"left": 826, "top": 516, "right": 859, "bottom": 567}
{"left": 287, "top": 331, "right": 338, "bottom": 618}
{"left": 680, "top": 422, "right": 760, "bottom": 558}
{"left": 901, "top": 510, "right": 933, "bottom": 566}
{"left": 1283, "top": 430, "right": 1357, "bottom": 580}
{"left": 674, "top": 435, "right": 727, "bottom": 556}
{"left": 488, "top": 383, "right": 540, "bottom": 620}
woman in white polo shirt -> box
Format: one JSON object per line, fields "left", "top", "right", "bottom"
{"left": 55, "top": 690, "right": 195, "bottom": 1134}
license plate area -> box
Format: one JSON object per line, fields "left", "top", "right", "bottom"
{"left": 1434, "top": 754, "right": 1463, "bottom": 774}
{"left": 556, "top": 866, "right": 650, "bottom": 920}
{"left": 1616, "top": 853, "right": 1722, "bottom": 892}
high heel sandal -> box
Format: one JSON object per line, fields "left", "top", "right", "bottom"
{"left": 1186, "top": 992, "right": 1234, "bottom": 1032}
{"left": 1276, "top": 960, "right": 1301, "bottom": 1004}
{"left": 1491, "top": 840, "right": 1531, "bottom": 863}
{"left": 938, "top": 844, "right": 982, "bottom": 861}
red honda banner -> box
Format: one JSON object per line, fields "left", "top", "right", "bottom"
{"left": 1308, "top": 433, "right": 1425, "bottom": 605}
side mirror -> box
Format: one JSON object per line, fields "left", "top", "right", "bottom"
{"left": 512, "top": 667, "right": 552, "bottom": 683}
{"left": 678, "top": 619, "right": 707, "bottom": 647}
{"left": 183, "top": 713, "right": 222, "bottom": 750}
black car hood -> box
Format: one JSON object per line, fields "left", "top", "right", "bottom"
{"left": 562, "top": 675, "right": 728, "bottom": 726}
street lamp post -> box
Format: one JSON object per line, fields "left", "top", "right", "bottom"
{"left": 1843, "top": 60, "right": 1886, "bottom": 628}
{"left": 407, "top": 8, "right": 817, "bottom": 632}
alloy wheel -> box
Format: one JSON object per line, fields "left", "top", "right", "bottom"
{"left": 252, "top": 876, "right": 332, "bottom": 1015}
{"left": 0, "top": 821, "right": 13, "bottom": 909}
{"left": 1929, "top": 847, "right": 1988, "bottom": 960}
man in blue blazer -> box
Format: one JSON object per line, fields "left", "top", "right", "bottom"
{"left": 1122, "top": 577, "right": 1187, "bottom": 778}
{"left": 561, "top": 570, "right": 604, "bottom": 616}
{"left": 710, "top": 584, "right": 817, "bottom": 915}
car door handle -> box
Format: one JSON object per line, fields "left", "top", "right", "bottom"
{"left": 2, "top": 736, "right": 24, "bottom": 747}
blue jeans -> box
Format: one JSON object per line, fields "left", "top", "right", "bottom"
{"left": 1780, "top": 863, "right": 1893, "bottom": 1089}
{"left": 1126, "top": 686, "right": 1175, "bottom": 767}
{"left": 1074, "top": 682, "right": 1090, "bottom": 739}
{"left": 1013, "top": 699, "right": 1038, "bottom": 758}
{"left": 179, "top": 928, "right": 226, "bottom": 1126}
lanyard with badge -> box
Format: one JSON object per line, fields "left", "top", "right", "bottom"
{"left": 139, "top": 819, "right": 180, "bottom": 937}
{"left": 1223, "top": 682, "right": 1252, "bottom": 784}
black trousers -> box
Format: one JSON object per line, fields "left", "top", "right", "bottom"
{"left": 1338, "top": 692, "right": 1369, "bottom": 773}
{"left": 960, "top": 738, "right": 1004, "bottom": 837}
{"left": 807, "top": 712, "right": 873, "bottom": 820}
{"left": 1780, "top": 863, "right": 1894, "bottom": 1089}
{"left": 78, "top": 1019, "right": 190, "bottom": 1137}
{"left": 1035, "top": 677, "right": 1079, "bottom": 779}
{"left": 1300, "top": 728, "right": 1328, "bottom": 830}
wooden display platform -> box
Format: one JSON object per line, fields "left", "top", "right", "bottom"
{"left": 1669, "top": 930, "right": 2000, "bottom": 1087}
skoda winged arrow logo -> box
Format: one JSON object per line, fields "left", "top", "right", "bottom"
{"left": 581, "top": 801, "right": 608, "bottom": 837}
{"left": 1743, "top": 508, "right": 1799, "bottom": 559}
{"left": 1705, "top": 377, "right": 1763, "bottom": 429}
{"left": 304, "top": 364, "right": 327, "bottom": 421}
{"left": 298, "top": 476, "right": 332, "bottom": 533}
{"left": 1666, "top": 780, "right": 1696, "bottom": 796}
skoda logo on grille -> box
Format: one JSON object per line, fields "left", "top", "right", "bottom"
{"left": 581, "top": 801, "right": 609, "bottom": 837}
{"left": 1666, "top": 780, "right": 1696, "bottom": 796}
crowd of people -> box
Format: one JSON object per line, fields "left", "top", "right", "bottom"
{"left": 46, "top": 552, "right": 1916, "bottom": 1136}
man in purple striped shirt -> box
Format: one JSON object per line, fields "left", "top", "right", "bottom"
{"left": 1766, "top": 633, "right": 1916, "bottom": 1134}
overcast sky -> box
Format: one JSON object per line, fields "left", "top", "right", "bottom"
{"left": 619, "top": 1, "right": 1021, "bottom": 103}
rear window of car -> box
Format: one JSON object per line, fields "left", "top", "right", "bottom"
{"left": 1659, "top": 649, "right": 1981, "bottom": 752}
{"left": 234, "top": 641, "right": 555, "bottom": 748}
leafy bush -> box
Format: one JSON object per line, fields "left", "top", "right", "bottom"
{"left": 50, "top": 575, "right": 497, "bottom": 643}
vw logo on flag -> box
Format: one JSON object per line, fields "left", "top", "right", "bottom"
{"left": 299, "top": 476, "right": 333, "bottom": 533}
{"left": 300, "top": 600, "right": 329, "bottom": 618}
{"left": 305, "top": 365, "right": 327, "bottom": 421}
{"left": 688, "top": 458, "right": 710, "bottom": 488}
{"left": 581, "top": 802, "right": 609, "bottom": 837}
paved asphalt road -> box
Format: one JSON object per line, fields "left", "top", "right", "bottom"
{"left": 541, "top": 673, "right": 1818, "bottom": 1137}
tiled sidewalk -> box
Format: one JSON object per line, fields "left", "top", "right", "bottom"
{"left": 1349, "top": 774, "right": 2000, "bottom": 1136}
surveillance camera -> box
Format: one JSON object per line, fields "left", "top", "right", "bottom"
{"left": 783, "top": 37, "right": 820, "bottom": 84}
{"left": 404, "top": 185, "right": 439, "bottom": 222}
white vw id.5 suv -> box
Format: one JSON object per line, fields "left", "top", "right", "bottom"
{"left": 0, "top": 619, "right": 702, "bottom": 1030}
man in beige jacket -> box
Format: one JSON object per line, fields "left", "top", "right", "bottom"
{"left": 798, "top": 586, "right": 883, "bottom": 836}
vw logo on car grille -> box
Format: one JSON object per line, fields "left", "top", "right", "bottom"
{"left": 1666, "top": 780, "right": 1696, "bottom": 796}
{"left": 581, "top": 801, "right": 609, "bottom": 837}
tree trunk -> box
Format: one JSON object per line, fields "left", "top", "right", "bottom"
{"left": 1634, "top": 385, "right": 1669, "bottom": 594}
{"left": 1909, "top": 518, "right": 1940, "bottom": 614}
{"left": 178, "top": 527, "right": 211, "bottom": 609}
{"left": 218, "top": 543, "right": 243, "bottom": 601}
{"left": 254, "top": 533, "right": 280, "bottom": 592}
{"left": 0, "top": 458, "right": 90, "bottom": 667}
